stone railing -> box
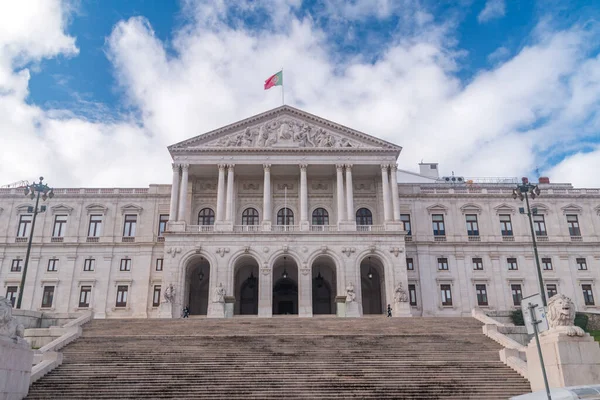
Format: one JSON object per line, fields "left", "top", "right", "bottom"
{"left": 309, "top": 225, "right": 337, "bottom": 232}
{"left": 272, "top": 225, "right": 299, "bottom": 232}
{"left": 29, "top": 311, "right": 92, "bottom": 384}
{"left": 356, "top": 225, "right": 384, "bottom": 232}
{"left": 233, "top": 225, "right": 261, "bottom": 233}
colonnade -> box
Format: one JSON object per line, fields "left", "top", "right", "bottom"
{"left": 168, "top": 163, "right": 403, "bottom": 225}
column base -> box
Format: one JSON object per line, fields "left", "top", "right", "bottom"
{"left": 167, "top": 221, "right": 186, "bottom": 233}
{"left": 299, "top": 221, "right": 310, "bottom": 232}
{"left": 158, "top": 302, "right": 174, "bottom": 318}
{"left": 336, "top": 296, "right": 347, "bottom": 317}
{"left": 207, "top": 302, "right": 226, "bottom": 318}
{"left": 224, "top": 296, "right": 235, "bottom": 318}
{"left": 345, "top": 301, "right": 360, "bottom": 317}
{"left": 338, "top": 221, "right": 357, "bottom": 232}
{"left": 392, "top": 301, "right": 412, "bottom": 317}
{"left": 262, "top": 221, "right": 272, "bottom": 231}
{"left": 214, "top": 221, "right": 233, "bottom": 232}
{"left": 385, "top": 221, "right": 404, "bottom": 232}
{"left": 258, "top": 307, "right": 272, "bottom": 318}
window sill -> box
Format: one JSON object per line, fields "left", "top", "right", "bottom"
{"left": 74, "top": 306, "right": 90, "bottom": 311}
{"left": 39, "top": 307, "right": 55, "bottom": 311}
{"left": 112, "top": 306, "right": 130, "bottom": 311}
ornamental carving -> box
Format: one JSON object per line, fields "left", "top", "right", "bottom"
{"left": 0, "top": 297, "right": 25, "bottom": 343}
{"left": 206, "top": 118, "right": 363, "bottom": 149}
{"left": 546, "top": 294, "right": 585, "bottom": 336}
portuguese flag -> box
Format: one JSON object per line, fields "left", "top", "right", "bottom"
{"left": 264, "top": 70, "right": 283, "bottom": 90}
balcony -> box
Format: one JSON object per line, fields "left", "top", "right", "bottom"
{"left": 50, "top": 237, "right": 64, "bottom": 243}
{"left": 185, "top": 225, "right": 215, "bottom": 233}
{"left": 234, "top": 225, "right": 261, "bottom": 233}
{"left": 86, "top": 237, "right": 99, "bottom": 243}
{"left": 434, "top": 236, "right": 447, "bottom": 242}
{"left": 404, "top": 235, "right": 413, "bottom": 242}
{"left": 357, "top": 225, "right": 384, "bottom": 232}
{"left": 309, "top": 225, "right": 337, "bottom": 232}
{"left": 536, "top": 235, "right": 549, "bottom": 242}
{"left": 157, "top": 236, "right": 165, "bottom": 242}
{"left": 571, "top": 236, "right": 583, "bottom": 242}
{"left": 272, "top": 225, "right": 299, "bottom": 232}
{"left": 468, "top": 236, "right": 481, "bottom": 242}
{"left": 122, "top": 237, "right": 135, "bottom": 243}
{"left": 15, "top": 237, "right": 28, "bottom": 243}
{"left": 502, "top": 236, "right": 515, "bottom": 242}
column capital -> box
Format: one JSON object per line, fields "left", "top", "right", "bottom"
{"left": 381, "top": 164, "right": 390, "bottom": 171}
{"left": 180, "top": 163, "right": 190, "bottom": 170}
{"left": 299, "top": 164, "right": 308, "bottom": 170}
{"left": 227, "top": 164, "right": 235, "bottom": 170}
{"left": 217, "top": 164, "right": 227, "bottom": 170}
{"left": 336, "top": 164, "right": 345, "bottom": 170}
{"left": 391, "top": 164, "right": 398, "bottom": 171}
{"left": 172, "top": 163, "right": 180, "bottom": 171}
{"left": 263, "top": 164, "right": 271, "bottom": 170}
{"left": 345, "top": 164, "right": 353, "bottom": 170}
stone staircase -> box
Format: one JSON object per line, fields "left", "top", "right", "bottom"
{"left": 26, "top": 317, "right": 531, "bottom": 399}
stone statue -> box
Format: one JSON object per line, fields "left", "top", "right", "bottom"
{"left": 163, "top": 284, "right": 175, "bottom": 303}
{"left": 346, "top": 282, "right": 356, "bottom": 303}
{"left": 394, "top": 283, "right": 409, "bottom": 303}
{"left": 0, "top": 297, "right": 25, "bottom": 343}
{"left": 546, "top": 294, "right": 585, "bottom": 336}
{"left": 213, "top": 282, "right": 226, "bottom": 303}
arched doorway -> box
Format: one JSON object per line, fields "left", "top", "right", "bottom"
{"left": 185, "top": 257, "right": 211, "bottom": 315}
{"left": 234, "top": 256, "right": 259, "bottom": 315}
{"left": 312, "top": 256, "right": 336, "bottom": 315}
{"left": 272, "top": 256, "right": 298, "bottom": 315}
{"left": 360, "top": 256, "right": 385, "bottom": 314}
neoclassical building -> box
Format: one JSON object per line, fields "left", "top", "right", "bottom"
{"left": 1, "top": 106, "right": 599, "bottom": 318}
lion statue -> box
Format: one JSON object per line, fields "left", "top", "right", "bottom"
{"left": 546, "top": 294, "right": 585, "bottom": 337}
{"left": 0, "top": 296, "right": 25, "bottom": 343}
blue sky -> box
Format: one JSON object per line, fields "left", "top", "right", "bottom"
{"left": 1, "top": 0, "right": 600, "bottom": 187}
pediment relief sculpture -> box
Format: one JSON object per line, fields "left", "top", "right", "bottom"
{"left": 205, "top": 118, "right": 364, "bottom": 149}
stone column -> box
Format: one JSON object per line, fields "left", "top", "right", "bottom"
{"left": 169, "top": 163, "right": 180, "bottom": 222}
{"left": 381, "top": 164, "right": 392, "bottom": 222}
{"left": 262, "top": 164, "right": 272, "bottom": 230}
{"left": 225, "top": 164, "right": 235, "bottom": 222}
{"left": 216, "top": 164, "right": 226, "bottom": 222}
{"left": 300, "top": 164, "right": 309, "bottom": 231}
{"left": 390, "top": 164, "right": 401, "bottom": 221}
{"left": 336, "top": 164, "right": 346, "bottom": 225}
{"left": 298, "top": 266, "right": 312, "bottom": 317}
{"left": 177, "top": 163, "right": 189, "bottom": 222}
{"left": 258, "top": 264, "right": 272, "bottom": 317}
{"left": 345, "top": 164, "right": 354, "bottom": 221}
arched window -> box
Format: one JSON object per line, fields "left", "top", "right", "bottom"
{"left": 277, "top": 208, "right": 294, "bottom": 226}
{"left": 312, "top": 208, "right": 329, "bottom": 225}
{"left": 242, "top": 208, "right": 259, "bottom": 225}
{"left": 198, "top": 208, "right": 215, "bottom": 226}
{"left": 356, "top": 208, "right": 373, "bottom": 225}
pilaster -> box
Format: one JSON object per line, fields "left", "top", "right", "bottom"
{"left": 262, "top": 164, "right": 272, "bottom": 230}
{"left": 299, "top": 164, "right": 309, "bottom": 231}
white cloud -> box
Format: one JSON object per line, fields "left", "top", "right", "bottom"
{"left": 0, "top": 0, "right": 599, "bottom": 190}
{"left": 478, "top": 0, "right": 506, "bottom": 23}
{"left": 546, "top": 147, "right": 600, "bottom": 187}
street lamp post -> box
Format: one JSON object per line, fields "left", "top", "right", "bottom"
{"left": 16, "top": 177, "right": 54, "bottom": 309}
{"left": 512, "top": 177, "right": 546, "bottom": 307}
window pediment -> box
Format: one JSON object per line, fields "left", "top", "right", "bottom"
{"left": 120, "top": 204, "right": 143, "bottom": 215}
{"left": 86, "top": 203, "right": 109, "bottom": 215}
{"left": 460, "top": 203, "right": 482, "bottom": 215}
{"left": 15, "top": 204, "right": 33, "bottom": 214}
{"left": 530, "top": 203, "right": 549, "bottom": 214}
{"left": 493, "top": 203, "right": 516, "bottom": 215}
{"left": 561, "top": 203, "right": 582, "bottom": 214}
{"left": 426, "top": 204, "right": 448, "bottom": 214}
{"left": 51, "top": 204, "right": 74, "bottom": 215}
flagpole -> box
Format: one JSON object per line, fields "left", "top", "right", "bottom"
{"left": 281, "top": 67, "right": 284, "bottom": 105}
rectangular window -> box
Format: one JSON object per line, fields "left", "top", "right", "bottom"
{"left": 432, "top": 214, "right": 445, "bottom": 236}
{"left": 567, "top": 215, "right": 581, "bottom": 236}
{"left": 156, "top": 258, "right": 164, "bottom": 271}
{"left": 120, "top": 258, "right": 131, "bottom": 271}
{"left": 41, "top": 286, "right": 55, "bottom": 308}
{"left": 511, "top": 284, "right": 523, "bottom": 306}
{"left": 547, "top": 284, "right": 558, "bottom": 299}
{"left": 400, "top": 214, "right": 411, "bottom": 235}
{"left": 440, "top": 284, "right": 452, "bottom": 306}
{"left": 408, "top": 284, "right": 417, "bottom": 306}
{"left": 152, "top": 285, "right": 161, "bottom": 307}
{"left": 158, "top": 214, "right": 169, "bottom": 237}
{"left": 116, "top": 286, "right": 128, "bottom": 307}
{"left": 83, "top": 258, "right": 95, "bottom": 272}
{"left": 88, "top": 214, "right": 102, "bottom": 237}
{"left": 472, "top": 257, "right": 483, "bottom": 270}
{"left": 465, "top": 214, "right": 479, "bottom": 236}
{"left": 507, "top": 257, "right": 518, "bottom": 270}
{"left": 11, "top": 258, "right": 23, "bottom": 272}
{"left": 406, "top": 258, "right": 414, "bottom": 271}
{"left": 47, "top": 259, "right": 58, "bottom": 272}
{"left": 542, "top": 258, "right": 553, "bottom": 270}
{"left": 500, "top": 214, "right": 513, "bottom": 236}
{"left": 582, "top": 284, "right": 595, "bottom": 306}
{"left": 576, "top": 258, "right": 588, "bottom": 270}
{"left": 17, "top": 214, "right": 32, "bottom": 237}
{"left": 437, "top": 257, "right": 449, "bottom": 270}
{"left": 123, "top": 214, "right": 137, "bottom": 237}
{"left": 533, "top": 215, "right": 547, "bottom": 236}
{"left": 476, "top": 284, "right": 488, "bottom": 306}
{"left": 52, "top": 215, "right": 67, "bottom": 237}
{"left": 6, "top": 286, "right": 18, "bottom": 307}
{"left": 79, "top": 286, "right": 92, "bottom": 308}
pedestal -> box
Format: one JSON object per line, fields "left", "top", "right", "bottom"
{"left": 0, "top": 337, "right": 34, "bottom": 400}
{"left": 167, "top": 221, "right": 186, "bottom": 232}
{"left": 214, "top": 222, "right": 233, "bottom": 232}
{"left": 299, "top": 221, "right": 310, "bottom": 232}
{"left": 335, "top": 296, "right": 346, "bottom": 318}
{"left": 207, "top": 302, "right": 226, "bottom": 318}
{"left": 158, "top": 302, "right": 174, "bottom": 318}
{"left": 338, "top": 221, "right": 357, "bottom": 232}
{"left": 224, "top": 296, "right": 235, "bottom": 319}
{"left": 392, "top": 301, "right": 413, "bottom": 317}
{"left": 345, "top": 301, "right": 360, "bottom": 318}
{"left": 527, "top": 331, "right": 600, "bottom": 392}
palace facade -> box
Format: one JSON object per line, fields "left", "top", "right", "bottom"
{"left": 1, "top": 106, "right": 599, "bottom": 318}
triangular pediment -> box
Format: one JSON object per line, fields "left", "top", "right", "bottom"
{"left": 460, "top": 203, "right": 482, "bottom": 214}
{"left": 169, "top": 106, "right": 401, "bottom": 153}
{"left": 493, "top": 203, "right": 516, "bottom": 214}
{"left": 51, "top": 204, "right": 74, "bottom": 215}
{"left": 426, "top": 204, "right": 448, "bottom": 214}
{"left": 560, "top": 203, "right": 582, "bottom": 214}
